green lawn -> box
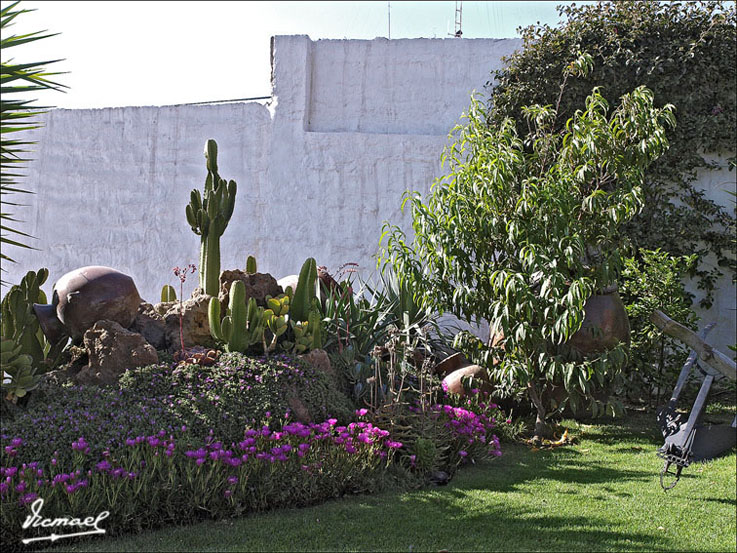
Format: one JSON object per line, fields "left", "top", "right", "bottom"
{"left": 51, "top": 412, "right": 736, "bottom": 552}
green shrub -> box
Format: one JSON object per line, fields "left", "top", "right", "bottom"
{"left": 620, "top": 249, "right": 700, "bottom": 404}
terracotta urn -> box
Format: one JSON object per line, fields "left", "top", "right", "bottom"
{"left": 33, "top": 266, "right": 142, "bottom": 342}
{"left": 568, "top": 287, "right": 630, "bottom": 355}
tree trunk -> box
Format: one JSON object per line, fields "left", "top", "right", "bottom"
{"left": 527, "top": 380, "right": 553, "bottom": 441}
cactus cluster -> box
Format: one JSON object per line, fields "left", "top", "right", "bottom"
{"left": 286, "top": 309, "right": 323, "bottom": 354}
{"left": 1, "top": 337, "right": 39, "bottom": 400}
{"left": 186, "top": 139, "right": 237, "bottom": 297}
{"left": 208, "top": 281, "right": 264, "bottom": 353}
{"left": 207, "top": 257, "right": 327, "bottom": 356}
{"left": 0, "top": 268, "right": 66, "bottom": 371}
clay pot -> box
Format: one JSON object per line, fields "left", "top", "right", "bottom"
{"left": 33, "top": 266, "right": 142, "bottom": 342}
{"left": 568, "top": 290, "right": 630, "bottom": 355}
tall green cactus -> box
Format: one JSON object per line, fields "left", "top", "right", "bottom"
{"left": 291, "top": 257, "right": 318, "bottom": 323}
{"left": 185, "top": 139, "right": 237, "bottom": 296}
{"left": 208, "top": 280, "right": 264, "bottom": 353}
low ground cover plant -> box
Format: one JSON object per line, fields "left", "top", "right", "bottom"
{"left": 0, "top": 352, "right": 502, "bottom": 549}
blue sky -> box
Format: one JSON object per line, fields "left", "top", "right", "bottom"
{"left": 7, "top": 1, "right": 595, "bottom": 109}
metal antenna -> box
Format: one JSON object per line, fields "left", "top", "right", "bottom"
{"left": 448, "top": 1, "right": 463, "bottom": 37}
{"left": 388, "top": 1, "right": 391, "bottom": 39}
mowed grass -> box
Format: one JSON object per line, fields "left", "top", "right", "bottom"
{"left": 51, "top": 412, "right": 736, "bottom": 552}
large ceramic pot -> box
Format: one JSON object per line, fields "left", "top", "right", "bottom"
{"left": 568, "top": 286, "right": 630, "bottom": 356}
{"left": 33, "top": 266, "right": 142, "bottom": 342}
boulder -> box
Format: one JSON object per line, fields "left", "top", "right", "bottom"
{"left": 153, "top": 301, "right": 176, "bottom": 317}
{"left": 130, "top": 302, "right": 167, "bottom": 350}
{"left": 163, "top": 291, "right": 216, "bottom": 351}
{"left": 77, "top": 320, "right": 157, "bottom": 385}
{"left": 277, "top": 275, "right": 299, "bottom": 296}
{"left": 218, "top": 270, "right": 282, "bottom": 313}
{"left": 299, "top": 348, "right": 337, "bottom": 382}
{"left": 286, "top": 386, "right": 312, "bottom": 423}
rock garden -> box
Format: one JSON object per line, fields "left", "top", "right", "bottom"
{"left": 1, "top": 2, "right": 735, "bottom": 551}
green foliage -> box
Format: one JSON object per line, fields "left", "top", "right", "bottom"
{"left": 209, "top": 281, "right": 265, "bottom": 353}
{"left": 0, "top": 1, "right": 66, "bottom": 275}
{"left": 620, "top": 248, "right": 700, "bottom": 403}
{"left": 185, "top": 139, "right": 237, "bottom": 296}
{"left": 323, "top": 265, "right": 446, "bottom": 405}
{"left": 160, "top": 284, "right": 176, "bottom": 302}
{"left": 262, "top": 294, "right": 290, "bottom": 352}
{"left": 288, "top": 307, "right": 324, "bottom": 355}
{"left": 291, "top": 257, "right": 318, "bottom": 322}
{"left": 383, "top": 80, "right": 674, "bottom": 436}
{"left": 0, "top": 268, "right": 66, "bottom": 372}
{"left": 0, "top": 336, "right": 38, "bottom": 399}
{"left": 488, "top": 1, "right": 736, "bottom": 308}
{"left": 246, "top": 254, "right": 257, "bottom": 274}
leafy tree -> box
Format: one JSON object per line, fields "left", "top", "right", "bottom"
{"left": 1, "top": 1, "right": 66, "bottom": 278}
{"left": 487, "top": 1, "right": 736, "bottom": 308}
{"left": 382, "top": 58, "right": 674, "bottom": 438}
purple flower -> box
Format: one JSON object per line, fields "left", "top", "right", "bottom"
{"left": 458, "top": 450, "right": 468, "bottom": 457}
{"left": 385, "top": 440, "right": 403, "bottom": 449}
{"left": 227, "top": 476, "right": 238, "bottom": 486}
{"left": 19, "top": 492, "right": 38, "bottom": 505}
{"left": 10, "top": 438, "right": 23, "bottom": 447}
{"left": 355, "top": 409, "right": 368, "bottom": 416}
{"left": 96, "top": 460, "right": 111, "bottom": 472}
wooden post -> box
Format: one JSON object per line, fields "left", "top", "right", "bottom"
{"left": 650, "top": 310, "right": 736, "bottom": 381}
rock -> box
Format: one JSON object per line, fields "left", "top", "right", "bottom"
{"left": 299, "top": 348, "right": 336, "bottom": 381}
{"left": 429, "top": 470, "right": 450, "bottom": 486}
{"left": 218, "top": 270, "right": 282, "bottom": 313}
{"left": 163, "top": 291, "right": 215, "bottom": 351}
{"left": 286, "top": 386, "right": 312, "bottom": 423}
{"left": 76, "top": 320, "right": 157, "bottom": 385}
{"left": 278, "top": 274, "right": 298, "bottom": 296}
{"left": 130, "top": 302, "right": 167, "bottom": 350}
{"left": 153, "top": 301, "right": 176, "bottom": 317}
{"left": 441, "top": 364, "right": 492, "bottom": 396}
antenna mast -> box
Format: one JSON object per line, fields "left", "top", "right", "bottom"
{"left": 452, "top": 1, "right": 463, "bottom": 37}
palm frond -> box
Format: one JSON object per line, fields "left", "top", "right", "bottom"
{"left": 0, "top": 0, "right": 66, "bottom": 277}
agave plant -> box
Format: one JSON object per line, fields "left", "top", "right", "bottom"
{"left": 1, "top": 1, "right": 66, "bottom": 277}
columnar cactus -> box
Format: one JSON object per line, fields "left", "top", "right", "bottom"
{"left": 208, "top": 280, "right": 264, "bottom": 353}
{"left": 160, "top": 285, "right": 177, "bottom": 302}
{"left": 185, "top": 139, "right": 237, "bottom": 296}
{"left": 246, "top": 255, "right": 258, "bottom": 275}
{"left": 290, "top": 257, "right": 318, "bottom": 323}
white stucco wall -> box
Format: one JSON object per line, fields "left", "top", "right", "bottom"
{"left": 2, "top": 35, "right": 735, "bottom": 352}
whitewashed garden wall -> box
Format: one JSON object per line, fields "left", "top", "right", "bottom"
{"left": 3, "top": 35, "right": 735, "bottom": 351}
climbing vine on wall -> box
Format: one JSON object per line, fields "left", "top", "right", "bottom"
{"left": 486, "top": 1, "right": 736, "bottom": 308}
